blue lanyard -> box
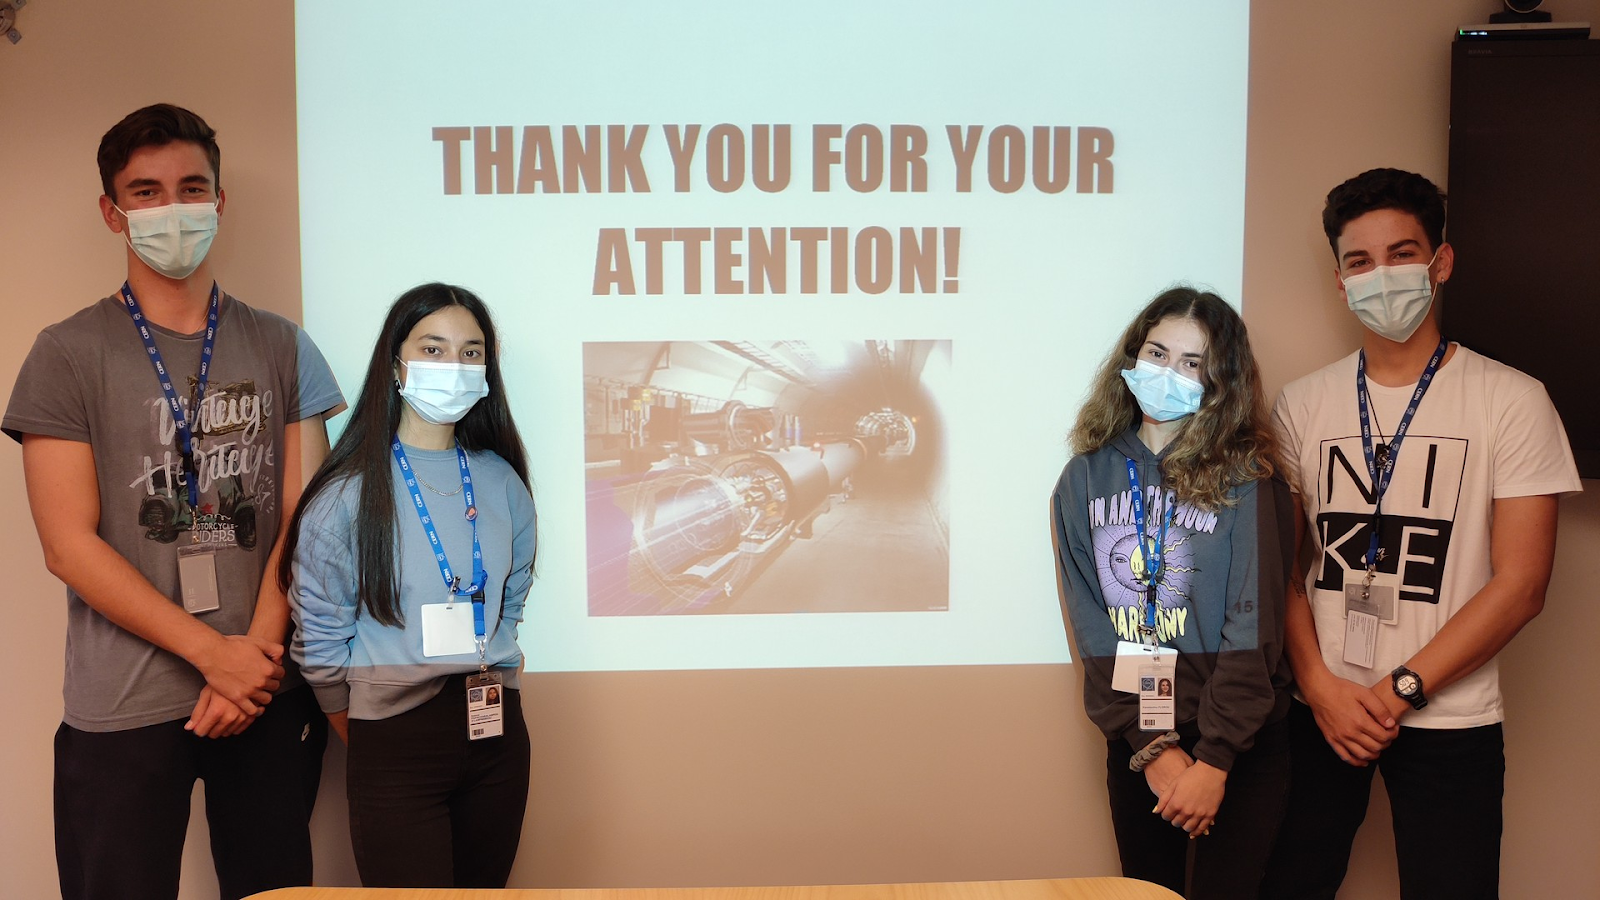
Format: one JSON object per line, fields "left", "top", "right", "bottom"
{"left": 120, "top": 282, "right": 219, "bottom": 510}
{"left": 1355, "top": 339, "right": 1448, "bottom": 568}
{"left": 391, "top": 439, "right": 486, "bottom": 619}
{"left": 1124, "top": 457, "right": 1175, "bottom": 641}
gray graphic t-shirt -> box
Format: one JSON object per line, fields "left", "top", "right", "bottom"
{"left": 3, "top": 292, "right": 344, "bottom": 731}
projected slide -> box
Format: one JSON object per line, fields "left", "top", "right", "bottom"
{"left": 295, "top": 1, "right": 1249, "bottom": 672}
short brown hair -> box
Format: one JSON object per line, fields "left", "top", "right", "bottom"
{"left": 1322, "top": 168, "right": 1446, "bottom": 260}
{"left": 97, "top": 104, "right": 221, "bottom": 201}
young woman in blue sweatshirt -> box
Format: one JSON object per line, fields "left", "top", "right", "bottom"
{"left": 282, "top": 283, "right": 536, "bottom": 887}
{"left": 1052, "top": 287, "right": 1292, "bottom": 899}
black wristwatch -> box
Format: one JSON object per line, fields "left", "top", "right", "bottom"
{"left": 1391, "top": 666, "right": 1428, "bottom": 710}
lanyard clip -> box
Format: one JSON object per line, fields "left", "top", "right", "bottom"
{"left": 472, "top": 590, "right": 487, "bottom": 672}
{"left": 1138, "top": 614, "right": 1159, "bottom": 647}
{"left": 1138, "top": 586, "right": 1159, "bottom": 644}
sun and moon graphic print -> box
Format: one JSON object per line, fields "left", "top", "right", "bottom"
{"left": 1084, "top": 484, "right": 1220, "bottom": 642}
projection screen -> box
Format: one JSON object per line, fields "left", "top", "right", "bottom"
{"left": 295, "top": 0, "right": 1250, "bottom": 672}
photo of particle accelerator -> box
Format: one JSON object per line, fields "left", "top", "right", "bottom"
{"left": 583, "top": 340, "right": 951, "bottom": 616}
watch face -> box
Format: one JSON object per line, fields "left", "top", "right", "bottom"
{"left": 1396, "top": 673, "right": 1419, "bottom": 695}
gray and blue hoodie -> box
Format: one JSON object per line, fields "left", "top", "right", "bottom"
{"left": 1052, "top": 426, "right": 1293, "bottom": 770}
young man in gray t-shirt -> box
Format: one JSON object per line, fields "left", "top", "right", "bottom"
{"left": 2, "top": 104, "right": 345, "bottom": 900}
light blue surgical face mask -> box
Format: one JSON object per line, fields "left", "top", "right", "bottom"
{"left": 114, "top": 201, "right": 219, "bottom": 280}
{"left": 397, "top": 359, "right": 490, "bottom": 425}
{"left": 1120, "top": 358, "right": 1204, "bottom": 422}
{"left": 1341, "top": 249, "right": 1440, "bottom": 343}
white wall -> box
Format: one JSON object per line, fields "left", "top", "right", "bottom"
{"left": 0, "top": 2, "right": 1594, "bottom": 898}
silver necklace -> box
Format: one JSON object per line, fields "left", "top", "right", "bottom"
{"left": 415, "top": 474, "right": 463, "bottom": 497}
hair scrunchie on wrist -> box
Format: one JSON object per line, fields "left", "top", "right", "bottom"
{"left": 1128, "top": 731, "right": 1182, "bottom": 772}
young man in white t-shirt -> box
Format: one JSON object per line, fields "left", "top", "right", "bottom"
{"left": 1258, "top": 168, "right": 1582, "bottom": 900}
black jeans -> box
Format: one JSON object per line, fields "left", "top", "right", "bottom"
{"left": 53, "top": 685, "right": 326, "bottom": 900}
{"left": 1106, "top": 717, "right": 1291, "bottom": 900}
{"left": 346, "top": 675, "right": 531, "bottom": 887}
{"left": 1258, "top": 700, "right": 1505, "bottom": 900}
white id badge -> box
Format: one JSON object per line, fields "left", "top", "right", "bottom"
{"left": 466, "top": 671, "right": 504, "bottom": 740}
{"left": 420, "top": 602, "right": 478, "bottom": 657}
{"left": 1112, "top": 641, "right": 1175, "bottom": 694}
{"left": 176, "top": 546, "right": 220, "bottom": 614}
{"left": 1343, "top": 609, "right": 1379, "bottom": 668}
{"left": 1137, "top": 660, "right": 1177, "bottom": 732}
{"left": 1341, "top": 571, "right": 1384, "bottom": 668}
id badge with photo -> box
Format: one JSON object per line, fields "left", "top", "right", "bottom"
{"left": 1137, "top": 660, "right": 1177, "bottom": 732}
{"left": 466, "top": 671, "right": 504, "bottom": 740}
{"left": 1112, "top": 641, "right": 1175, "bottom": 694}
{"left": 420, "top": 601, "right": 478, "bottom": 658}
{"left": 176, "top": 545, "right": 220, "bottom": 614}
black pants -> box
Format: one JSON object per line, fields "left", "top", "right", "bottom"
{"left": 1106, "top": 718, "right": 1290, "bottom": 900}
{"left": 1258, "top": 700, "right": 1505, "bottom": 900}
{"left": 346, "top": 676, "right": 531, "bottom": 887}
{"left": 53, "top": 685, "right": 326, "bottom": 900}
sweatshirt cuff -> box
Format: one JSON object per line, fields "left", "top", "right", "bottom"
{"left": 1192, "top": 738, "right": 1238, "bottom": 773}
{"left": 310, "top": 681, "right": 350, "bottom": 715}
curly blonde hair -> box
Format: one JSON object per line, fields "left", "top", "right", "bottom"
{"left": 1069, "top": 286, "right": 1276, "bottom": 510}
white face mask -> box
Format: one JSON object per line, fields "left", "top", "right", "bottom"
{"left": 1341, "top": 250, "right": 1439, "bottom": 343}
{"left": 397, "top": 359, "right": 490, "bottom": 425}
{"left": 1120, "top": 358, "right": 1204, "bottom": 423}
{"left": 114, "top": 201, "right": 219, "bottom": 280}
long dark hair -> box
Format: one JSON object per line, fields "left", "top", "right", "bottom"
{"left": 1069, "top": 286, "right": 1275, "bottom": 510}
{"left": 279, "top": 283, "right": 531, "bottom": 627}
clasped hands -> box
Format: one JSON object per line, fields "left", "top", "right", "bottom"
{"left": 185, "top": 634, "right": 286, "bottom": 738}
{"left": 1304, "top": 671, "right": 1405, "bottom": 766}
{"left": 1144, "top": 745, "right": 1226, "bottom": 838}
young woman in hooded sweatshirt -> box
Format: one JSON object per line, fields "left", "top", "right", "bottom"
{"left": 283, "top": 283, "right": 536, "bottom": 887}
{"left": 1051, "top": 286, "right": 1293, "bottom": 899}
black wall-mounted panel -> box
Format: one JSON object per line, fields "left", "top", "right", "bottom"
{"left": 1447, "top": 39, "right": 1599, "bottom": 478}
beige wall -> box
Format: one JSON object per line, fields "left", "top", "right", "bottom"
{"left": 0, "top": 2, "right": 1594, "bottom": 898}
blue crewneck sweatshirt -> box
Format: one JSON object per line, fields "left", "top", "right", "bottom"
{"left": 291, "top": 444, "right": 537, "bottom": 720}
{"left": 1052, "top": 426, "right": 1293, "bottom": 770}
